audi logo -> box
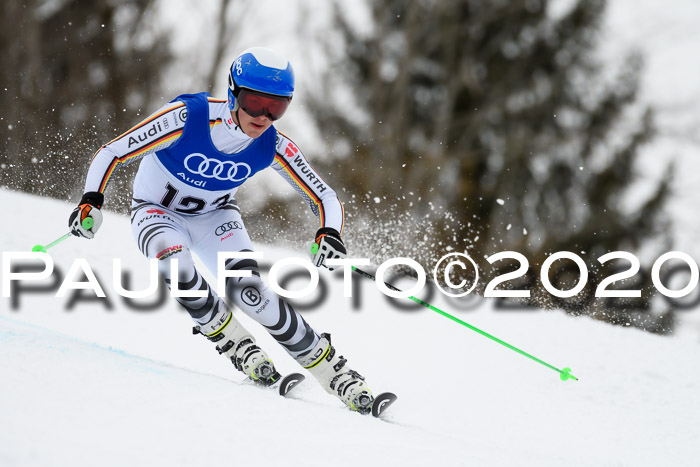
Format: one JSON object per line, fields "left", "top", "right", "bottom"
{"left": 215, "top": 221, "right": 242, "bottom": 236}
{"left": 184, "top": 153, "right": 252, "bottom": 182}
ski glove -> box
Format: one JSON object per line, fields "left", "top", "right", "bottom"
{"left": 68, "top": 191, "right": 104, "bottom": 239}
{"left": 312, "top": 227, "right": 346, "bottom": 271}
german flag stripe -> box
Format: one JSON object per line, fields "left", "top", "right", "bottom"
{"left": 277, "top": 131, "right": 336, "bottom": 228}
{"left": 90, "top": 102, "right": 185, "bottom": 162}
{"left": 209, "top": 118, "right": 223, "bottom": 127}
{"left": 277, "top": 130, "right": 333, "bottom": 189}
{"left": 274, "top": 153, "right": 325, "bottom": 227}
{"left": 98, "top": 129, "right": 183, "bottom": 193}
{"left": 207, "top": 97, "right": 227, "bottom": 103}
{"left": 119, "top": 127, "right": 183, "bottom": 160}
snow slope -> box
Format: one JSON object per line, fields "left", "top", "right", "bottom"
{"left": 1, "top": 188, "right": 699, "bottom": 467}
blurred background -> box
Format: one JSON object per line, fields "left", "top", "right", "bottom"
{"left": 2, "top": 0, "right": 699, "bottom": 334}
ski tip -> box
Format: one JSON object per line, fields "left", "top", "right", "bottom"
{"left": 371, "top": 392, "right": 398, "bottom": 418}
{"left": 279, "top": 372, "right": 306, "bottom": 396}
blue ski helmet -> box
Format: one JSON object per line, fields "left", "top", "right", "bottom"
{"left": 228, "top": 47, "right": 295, "bottom": 111}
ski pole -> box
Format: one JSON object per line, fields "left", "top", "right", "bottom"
{"left": 350, "top": 264, "right": 579, "bottom": 382}
{"left": 31, "top": 218, "right": 94, "bottom": 253}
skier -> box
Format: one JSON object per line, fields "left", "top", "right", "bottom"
{"left": 68, "top": 47, "right": 375, "bottom": 413}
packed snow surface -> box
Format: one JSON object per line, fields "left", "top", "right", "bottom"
{"left": 1, "top": 189, "right": 698, "bottom": 466}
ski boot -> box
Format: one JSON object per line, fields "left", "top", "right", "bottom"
{"left": 194, "top": 308, "right": 280, "bottom": 386}
{"left": 296, "top": 333, "right": 374, "bottom": 414}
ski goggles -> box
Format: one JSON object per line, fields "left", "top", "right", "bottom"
{"left": 237, "top": 88, "right": 291, "bottom": 121}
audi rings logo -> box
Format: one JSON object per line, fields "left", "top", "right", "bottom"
{"left": 215, "top": 221, "right": 242, "bottom": 236}
{"left": 184, "top": 153, "right": 252, "bottom": 182}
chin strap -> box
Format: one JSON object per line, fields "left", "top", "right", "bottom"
{"left": 234, "top": 109, "right": 248, "bottom": 136}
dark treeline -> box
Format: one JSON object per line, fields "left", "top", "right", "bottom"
{"left": 0, "top": 0, "right": 170, "bottom": 212}
{"left": 306, "top": 0, "right": 675, "bottom": 332}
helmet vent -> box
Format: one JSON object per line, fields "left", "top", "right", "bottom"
{"left": 241, "top": 47, "right": 288, "bottom": 70}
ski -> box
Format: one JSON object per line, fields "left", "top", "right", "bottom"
{"left": 371, "top": 392, "right": 398, "bottom": 418}
{"left": 277, "top": 372, "right": 305, "bottom": 396}
{"left": 244, "top": 371, "right": 306, "bottom": 397}
{"left": 244, "top": 371, "right": 395, "bottom": 418}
